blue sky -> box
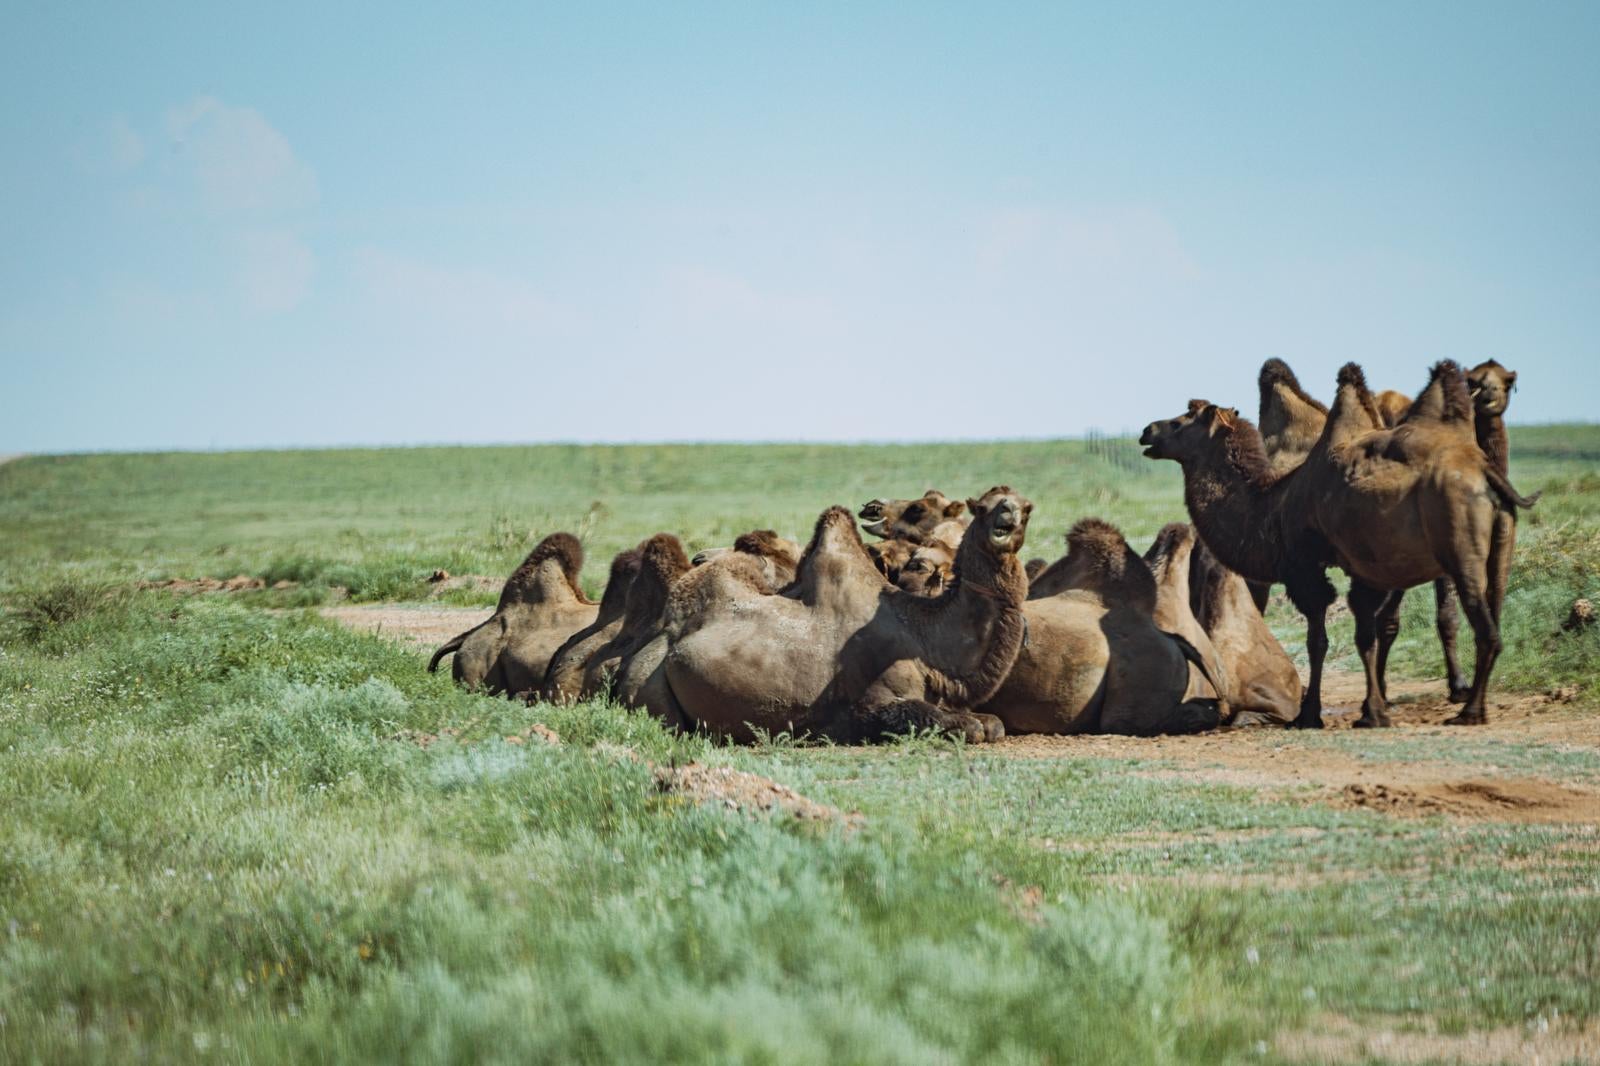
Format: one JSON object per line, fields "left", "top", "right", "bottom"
{"left": 3, "top": 2, "right": 1596, "bottom": 452}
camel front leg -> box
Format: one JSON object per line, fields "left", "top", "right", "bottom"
{"left": 857, "top": 700, "right": 1005, "bottom": 743}
{"left": 1433, "top": 578, "right": 1469, "bottom": 702}
{"left": 1348, "top": 582, "right": 1395, "bottom": 728}
{"left": 1285, "top": 568, "right": 1335, "bottom": 729}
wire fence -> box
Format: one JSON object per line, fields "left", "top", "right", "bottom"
{"left": 1083, "top": 428, "right": 1153, "bottom": 475}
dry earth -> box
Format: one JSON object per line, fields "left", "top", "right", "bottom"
{"left": 324, "top": 603, "right": 1600, "bottom": 826}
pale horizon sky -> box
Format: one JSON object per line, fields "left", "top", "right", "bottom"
{"left": 3, "top": 3, "right": 1597, "bottom": 454}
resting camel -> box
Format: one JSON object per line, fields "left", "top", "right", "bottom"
{"left": 1141, "top": 360, "right": 1528, "bottom": 727}
{"left": 980, "top": 518, "right": 1224, "bottom": 736}
{"left": 858, "top": 490, "right": 968, "bottom": 541}
{"left": 1256, "top": 357, "right": 1529, "bottom": 701}
{"left": 540, "top": 545, "right": 646, "bottom": 702}
{"left": 892, "top": 520, "right": 966, "bottom": 596}
{"left": 1149, "top": 524, "right": 1301, "bottom": 726}
{"left": 660, "top": 487, "right": 1032, "bottom": 743}
{"left": 1143, "top": 523, "right": 1233, "bottom": 712}
{"left": 613, "top": 529, "right": 803, "bottom": 716}
{"left": 427, "top": 533, "right": 599, "bottom": 695}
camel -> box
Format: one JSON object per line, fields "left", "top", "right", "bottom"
{"left": 1159, "top": 525, "right": 1303, "bottom": 725}
{"left": 1256, "top": 357, "right": 1531, "bottom": 702}
{"left": 612, "top": 529, "right": 803, "bottom": 716}
{"left": 1143, "top": 523, "right": 1233, "bottom": 711}
{"left": 660, "top": 487, "right": 1033, "bottom": 743}
{"left": 427, "top": 533, "right": 599, "bottom": 695}
{"left": 539, "top": 546, "right": 644, "bottom": 702}
{"left": 858, "top": 490, "right": 968, "bottom": 542}
{"left": 573, "top": 533, "right": 693, "bottom": 700}
{"left": 982, "top": 519, "right": 1224, "bottom": 735}
{"left": 892, "top": 520, "right": 966, "bottom": 596}
{"left": 1141, "top": 360, "right": 1528, "bottom": 727}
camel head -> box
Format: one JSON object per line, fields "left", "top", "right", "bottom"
{"left": 1467, "top": 359, "right": 1516, "bottom": 418}
{"left": 897, "top": 542, "right": 955, "bottom": 596}
{"left": 1140, "top": 399, "right": 1224, "bottom": 462}
{"left": 965, "top": 486, "right": 1032, "bottom": 557}
{"left": 858, "top": 489, "right": 967, "bottom": 542}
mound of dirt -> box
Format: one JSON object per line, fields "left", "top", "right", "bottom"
{"left": 1336, "top": 778, "right": 1600, "bottom": 823}
{"left": 653, "top": 762, "right": 859, "bottom": 826}
{"left": 144, "top": 575, "right": 268, "bottom": 594}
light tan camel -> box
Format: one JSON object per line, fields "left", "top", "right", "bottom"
{"left": 660, "top": 488, "right": 1032, "bottom": 743}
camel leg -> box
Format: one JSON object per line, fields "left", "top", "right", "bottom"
{"left": 1284, "top": 569, "right": 1335, "bottom": 729}
{"left": 1373, "top": 588, "right": 1404, "bottom": 714}
{"left": 1433, "top": 578, "right": 1469, "bottom": 702}
{"left": 1445, "top": 511, "right": 1515, "bottom": 726}
{"left": 1348, "top": 582, "right": 1394, "bottom": 728}
{"left": 857, "top": 701, "right": 1004, "bottom": 744}
{"left": 1246, "top": 578, "right": 1271, "bottom": 615}
{"left": 1100, "top": 699, "right": 1222, "bottom": 737}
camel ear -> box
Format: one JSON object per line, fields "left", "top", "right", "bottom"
{"left": 943, "top": 501, "right": 966, "bottom": 519}
{"left": 1507, "top": 371, "right": 1518, "bottom": 390}
{"left": 1022, "top": 500, "right": 1033, "bottom": 518}
{"left": 1215, "top": 407, "right": 1237, "bottom": 429}
{"left": 966, "top": 497, "right": 986, "bottom": 518}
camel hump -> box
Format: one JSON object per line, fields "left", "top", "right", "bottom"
{"left": 1144, "top": 522, "right": 1197, "bottom": 569}
{"left": 1335, "top": 362, "right": 1369, "bottom": 392}
{"left": 1259, "top": 358, "right": 1328, "bottom": 415}
{"left": 628, "top": 534, "right": 691, "bottom": 620}
{"left": 1066, "top": 517, "right": 1158, "bottom": 613}
{"left": 734, "top": 529, "right": 784, "bottom": 558}
{"left": 599, "top": 548, "right": 643, "bottom": 613}
{"left": 502, "top": 531, "right": 588, "bottom": 606}
{"left": 1402, "top": 360, "right": 1476, "bottom": 427}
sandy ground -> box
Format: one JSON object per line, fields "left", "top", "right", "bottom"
{"left": 322, "top": 602, "right": 1600, "bottom": 824}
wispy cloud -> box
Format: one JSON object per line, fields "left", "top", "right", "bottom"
{"left": 165, "top": 96, "right": 317, "bottom": 213}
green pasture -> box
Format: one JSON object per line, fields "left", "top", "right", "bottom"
{"left": 2, "top": 429, "right": 1598, "bottom": 1063}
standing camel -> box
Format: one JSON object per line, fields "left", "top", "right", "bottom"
{"left": 1255, "top": 357, "right": 1530, "bottom": 701}
{"left": 1141, "top": 361, "right": 1527, "bottom": 727}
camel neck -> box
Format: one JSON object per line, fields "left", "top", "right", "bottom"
{"left": 1476, "top": 413, "right": 1509, "bottom": 475}
{"left": 908, "top": 549, "right": 1029, "bottom": 708}
{"left": 1181, "top": 453, "right": 1284, "bottom": 585}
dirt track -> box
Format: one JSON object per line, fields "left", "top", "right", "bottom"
{"left": 325, "top": 603, "right": 1600, "bottom": 824}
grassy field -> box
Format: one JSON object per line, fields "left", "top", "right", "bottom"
{"left": 2, "top": 429, "right": 1599, "bottom": 1063}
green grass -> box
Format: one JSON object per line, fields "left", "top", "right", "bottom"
{"left": 2, "top": 430, "right": 1599, "bottom": 1062}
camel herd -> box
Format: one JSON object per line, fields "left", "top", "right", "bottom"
{"left": 429, "top": 357, "right": 1530, "bottom": 740}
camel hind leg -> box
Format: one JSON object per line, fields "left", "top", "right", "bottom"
{"left": 1443, "top": 510, "right": 1513, "bottom": 726}
{"left": 1348, "top": 582, "right": 1398, "bottom": 727}
{"left": 1099, "top": 698, "right": 1222, "bottom": 737}
{"left": 1433, "top": 578, "right": 1470, "bottom": 702}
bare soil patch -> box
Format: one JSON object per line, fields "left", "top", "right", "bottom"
{"left": 654, "top": 762, "right": 859, "bottom": 825}
{"left": 1278, "top": 1011, "right": 1600, "bottom": 1064}
{"left": 1335, "top": 778, "right": 1600, "bottom": 823}
{"left": 320, "top": 604, "right": 492, "bottom": 651}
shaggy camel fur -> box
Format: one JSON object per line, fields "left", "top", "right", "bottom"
{"left": 1142, "top": 361, "right": 1527, "bottom": 727}
{"left": 1181, "top": 531, "right": 1302, "bottom": 725}
{"left": 1256, "top": 357, "right": 1532, "bottom": 702}
{"left": 980, "top": 519, "right": 1224, "bottom": 736}
{"left": 614, "top": 530, "right": 803, "bottom": 717}
{"left": 573, "top": 533, "right": 693, "bottom": 700}
{"left": 540, "top": 545, "right": 645, "bottom": 702}
{"left": 427, "top": 533, "right": 598, "bottom": 695}
{"left": 892, "top": 520, "right": 966, "bottom": 596}
{"left": 661, "top": 488, "right": 1032, "bottom": 743}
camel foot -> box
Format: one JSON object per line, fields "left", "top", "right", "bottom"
{"left": 1446, "top": 685, "right": 1472, "bottom": 704}
{"left": 1288, "top": 711, "right": 1325, "bottom": 730}
{"left": 956, "top": 712, "right": 1005, "bottom": 744}
{"left": 1226, "top": 710, "right": 1280, "bottom": 729}
{"left": 1352, "top": 711, "right": 1392, "bottom": 729}
{"left": 1443, "top": 710, "right": 1487, "bottom": 726}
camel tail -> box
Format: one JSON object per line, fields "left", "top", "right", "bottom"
{"left": 1169, "top": 632, "right": 1228, "bottom": 711}
{"left": 1486, "top": 468, "right": 1541, "bottom": 512}
{"left": 427, "top": 631, "right": 468, "bottom": 673}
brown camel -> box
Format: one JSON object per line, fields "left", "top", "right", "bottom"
{"left": 613, "top": 529, "right": 803, "bottom": 716}
{"left": 892, "top": 520, "right": 966, "bottom": 596}
{"left": 858, "top": 490, "right": 968, "bottom": 542}
{"left": 427, "top": 533, "right": 599, "bottom": 695}
{"left": 1143, "top": 523, "right": 1234, "bottom": 712}
{"left": 661, "top": 488, "right": 1032, "bottom": 743}
{"left": 1141, "top": 360, "right": 1527, "bottom": 727}
{"left": 539, "top": 546, "right": 644, "bottom": 702}
{"left": 1256, "top": 357, "right": 1532, "bottom": 702}
{"left": 574, "top": 533, "right": 693, "bottom": 700}
{"left": 1178, "top": 529, "right": 1302, "bottom": 725}
{"left": 982, "top": 519, "right": 1223, "bottom": 736}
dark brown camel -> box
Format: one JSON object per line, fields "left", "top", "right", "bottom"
{"left": 1142, "top": 361, "right": 1528, "bottom": 727}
